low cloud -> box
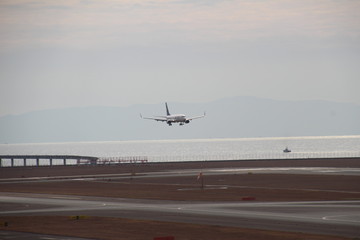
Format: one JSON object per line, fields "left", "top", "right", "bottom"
{"left": 0, "top": 0, "right": 359, "bottom": 49}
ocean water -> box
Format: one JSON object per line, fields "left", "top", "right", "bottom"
{"left": 0, "top": 136, "right": 359, "bottom": 166}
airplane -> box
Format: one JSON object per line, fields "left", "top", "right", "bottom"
{"left": 140, "top": 102, "right": 205, "bottom": 126}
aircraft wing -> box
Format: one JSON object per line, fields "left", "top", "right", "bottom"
{"left": 140, "top": 114, "right": 167, "bottom": 122}
{"left": 186, "top": 112, "right": 206, "bottom": 121}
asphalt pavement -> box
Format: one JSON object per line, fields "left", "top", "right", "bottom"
{"left": 0, "top": 192, "right": 359, "bottom": 238}
{"left": 1, "top": 166, "right": 360, "bottom": 239}
{"left": 0, "top": 231, "right": 96, "bottom": 240}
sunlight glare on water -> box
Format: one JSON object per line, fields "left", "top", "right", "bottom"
{"left": 1, "top": 136, "right": 359, "bottom": 164}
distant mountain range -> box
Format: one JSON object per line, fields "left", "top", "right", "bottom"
{"left": 1, "top": 96, "right": 360, "bottom": 143}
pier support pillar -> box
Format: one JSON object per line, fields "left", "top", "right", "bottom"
{"left": 23, "top": 158, "right": 26, "bottom": 167}
{"left": 36, "top": 158, "right": 40, "bottom": 167}
{"left": 11, "top": 159, "right": 14, "bottom": 167}
{"left": 63, "top": 158, "right": 67, "bottom": 166}
{"left": 49, "top": 158, "right": 53, "bottom": 166}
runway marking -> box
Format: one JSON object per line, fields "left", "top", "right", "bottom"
{"left": 225, "top": 185, "right": 360, "bottom": 194}
{"left": 209, "top": 167, "right": 360, "bottom": 175}
{"left": 322, "top": 215, "right": 360, "bottom": 223}
{"left": 72, "top": 178, "right": 96, "bottom": 181}
{"left": 177, "top": 186, "right": 228, "bottom": 191}
{"left": 176, "top": 205, "right": 327, "bottom": 224}
{"left": 50, "top": 196, "right": 81, "bottom": 200}
{"left": 319, "top": 169, "right": 360, "bottom": 173}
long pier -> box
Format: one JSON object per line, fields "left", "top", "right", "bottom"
{"left": 0, "top": 155, "right": 99, "bottom": 167}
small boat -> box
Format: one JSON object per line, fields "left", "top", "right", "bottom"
{"left": 283, "top": 147, "right": 291, "bottom": 153}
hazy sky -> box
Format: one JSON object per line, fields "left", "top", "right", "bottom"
{"left": 1, "top": 0, "right": 359, "bottom": 117}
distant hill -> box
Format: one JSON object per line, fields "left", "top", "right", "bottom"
{"left": 1, "top": 96, "right": 360, "bottom": 143}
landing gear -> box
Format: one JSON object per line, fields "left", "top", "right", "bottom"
{"left": 179, "top": 123, "right": 184, "bottom": 126}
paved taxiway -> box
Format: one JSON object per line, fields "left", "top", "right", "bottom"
{"left": 0, "top": 230, "right": 97, "bottom": 240}
{"left": 0, "top": 192, "right": 359, "bottom": 238}
{"left": 1, "top": 167, "right": 360, "bottom": 184}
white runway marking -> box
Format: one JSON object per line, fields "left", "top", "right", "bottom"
{"left": 50, "top": 196, "right": 81, "bottom": 200}
{"left": 1, "top": 193, "right": 359, "bottom": 238}
{"left": 322, "top": 214, "right": 360, "bottom": 224}
{"left": 209, "top": 167, "right": 360, "bottom": 175}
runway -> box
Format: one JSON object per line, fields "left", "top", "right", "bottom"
{"left": 1, "top": 166, "right": 360, "bottom": 184}
{"left": 0, "top": 230, "right": 96, "bottom": 240}
{"left": 0, "top": 192, "right": 359, "bottom": 238}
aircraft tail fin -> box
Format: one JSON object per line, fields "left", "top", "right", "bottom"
{"left": 165, "top": 102, "right": 171, "bottom": 116}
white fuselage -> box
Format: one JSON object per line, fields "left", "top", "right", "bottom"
{"left": 140, "top": 102, "right": 205, "bottom": 126}
{"left": 166, "top": 114, "right": 186, "bottom": 123}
